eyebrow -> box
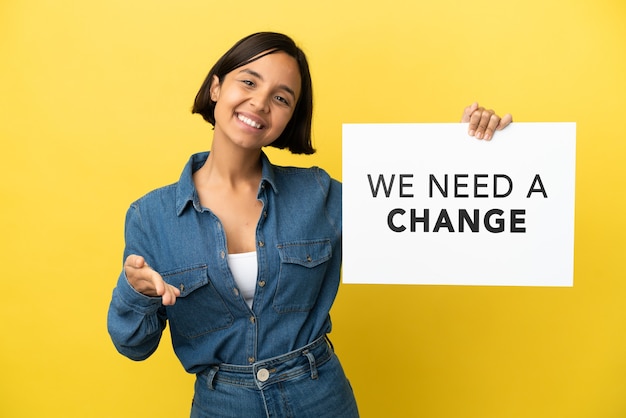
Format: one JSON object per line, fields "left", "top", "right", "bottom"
{"left": 238, "top": 68, "right": 297, "bottom": 100}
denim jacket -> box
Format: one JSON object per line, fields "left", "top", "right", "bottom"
{"left": 107, "top": 152, "right": 342, "bottom": 374}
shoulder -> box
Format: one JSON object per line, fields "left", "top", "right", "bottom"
{"left": 272, "top": 165, "right": 341, "bottom": 190}
{"left": 271, "top": 165, "right": 341, "bottom": 223}
{"left": 130, "top": 151, "right": 206, "bottom": 210}
{"left": 128, "top": 182, "right": 179, "bottom": 215}
{"left": 131, "top": 182, "right": 177, "bottom": 204}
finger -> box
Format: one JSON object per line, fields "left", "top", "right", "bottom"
{"left": 497, "top": 113, "right": 513, "bottom": 130}
{"left": 153, "top": 274, "right": 166, "bottom": 297}
{"left": 468, "top": 106, "right": 485, "bottom": 136}
{"left": 461, "top": 102, "right": 479, "bottom": 123}
{"left": 483, "top": 113, "right": 502, "bottom": 141}
{"left": 151, "top": 272, "right": 180, "bottom": 296}
{"left": 475, "top": 109, "right": 495, "bottom": 140}
{"left": 161, "top": 284, "right": 181, "bottom": 306}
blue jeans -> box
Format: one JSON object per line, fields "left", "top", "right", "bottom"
{"left": 190, "top": 336, "right": 359, "bottom": 417}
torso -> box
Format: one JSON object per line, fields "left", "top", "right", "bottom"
{"left": 119, "top": 151, "right": 344, "bottom": 368}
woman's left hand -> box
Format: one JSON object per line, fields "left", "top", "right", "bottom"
{"left": 462, "top": 102, "right": 513, "bottom": 141}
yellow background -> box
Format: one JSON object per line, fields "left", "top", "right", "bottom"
{"left": 1, "top": 0, "right": 625, "bottom": 417}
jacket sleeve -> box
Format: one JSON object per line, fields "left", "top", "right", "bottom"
{"left": 107, "top": 203, "right": 167, "bottom": 361}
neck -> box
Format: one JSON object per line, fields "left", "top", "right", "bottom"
{"left": 197, "top": 140, "right": 263, "bottom": 188}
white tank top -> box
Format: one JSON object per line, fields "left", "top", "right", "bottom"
{"left": 226, "top": 251, "right": 258, "bottom": 309}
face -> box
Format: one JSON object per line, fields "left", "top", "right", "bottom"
{"left": 209, "top": 51, "right": 302, "bottom": 151}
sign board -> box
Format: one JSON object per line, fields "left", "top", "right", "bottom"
{"left": 342, "top": 123, "right": 576, "bottom": 286}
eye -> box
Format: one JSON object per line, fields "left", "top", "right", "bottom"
{"left": 274, "top": 95, "right": 290, "bottom": 106}
{"left": 241, "top": 79, "right": 255, "bottom": 87}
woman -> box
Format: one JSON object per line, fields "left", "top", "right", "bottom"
{"left": 107, "top": 32, "right": 511, "bottom": 418}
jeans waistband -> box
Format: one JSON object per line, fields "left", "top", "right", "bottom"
{"left": 199, "top": 335, "right": 333, "bottom": 390}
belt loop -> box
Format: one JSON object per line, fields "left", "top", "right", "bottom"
{"left": 206, "top": 366, "right": 219, "bottom": 390}
{"left": 303, "top": 350, "right": 318, "bottom": 380}
{"left": 325, "top": 334, "right": 334, "bottom": 352}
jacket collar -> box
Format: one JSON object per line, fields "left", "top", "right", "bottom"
{"left": 175, "top": 151, "right": 278, "bottom": 216}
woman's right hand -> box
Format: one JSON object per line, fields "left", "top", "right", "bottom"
{"left": 124, "top": 255, "right": 180, "bottom": 306}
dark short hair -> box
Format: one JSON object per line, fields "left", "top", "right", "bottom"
{"left": 192, "top": 32, "right": 315, "bottom": 155}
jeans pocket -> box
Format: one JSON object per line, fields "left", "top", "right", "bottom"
{"left": 163, "top": 264, "right": 234, "bottom": 338}
{"left": 273, "top": 239, "right": 333, "bottom": 313}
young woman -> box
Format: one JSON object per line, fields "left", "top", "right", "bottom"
{"left": 107, "top": 32, "right": 511, "bottom": 418}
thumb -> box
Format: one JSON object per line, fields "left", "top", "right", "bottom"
{"left": 125, "top": 254, "right": 147, "bottom": 269}
{"left": 497, "top": 113, "right": 513, "bottom": 130}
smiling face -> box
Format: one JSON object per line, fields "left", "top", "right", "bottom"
{"left": 209, "top": 51, "right": 302, "bottom": 152}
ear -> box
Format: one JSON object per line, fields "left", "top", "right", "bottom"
{"left": 209, "top": 75, "right": 221, "bottom": 102}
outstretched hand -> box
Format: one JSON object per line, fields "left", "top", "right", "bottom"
{"left": 462, "top": 102, "right": 513, "bottom": 141}
{"left": 124, "top": 255, "right": 180, "bottom": 306}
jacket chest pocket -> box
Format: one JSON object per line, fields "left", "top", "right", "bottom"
{"left": 163, "top": 265, "right": 234, "bottom": 338}
{"left": 273, "top": 239, "right": 332, "bottom": 313}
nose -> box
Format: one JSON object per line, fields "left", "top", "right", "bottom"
{"left": 250, "top": 90, "right": 271, "bottom": 113}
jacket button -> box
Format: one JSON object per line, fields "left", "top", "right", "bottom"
{"left": 258, "top": 241, "right": 265, "bottom": 248}
{"left": 257, "top": 368, "right": 270, "bottom": 382}
{"left": 258, "top": 280, "right": 266, "bottom": 287}
{"left": 248, "top": 357, "right": 255, "bottom": 364}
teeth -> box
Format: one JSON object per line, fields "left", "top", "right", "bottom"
{"left": 238, "top": 114, "right": 262, "bottom": 129}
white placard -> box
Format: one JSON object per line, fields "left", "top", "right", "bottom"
{"left": 342, "top": 123, "right": 576, "bottom": 286}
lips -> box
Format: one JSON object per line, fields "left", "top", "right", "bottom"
{"left": 237, "top": 113, "right": 264, "bottom": 129}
